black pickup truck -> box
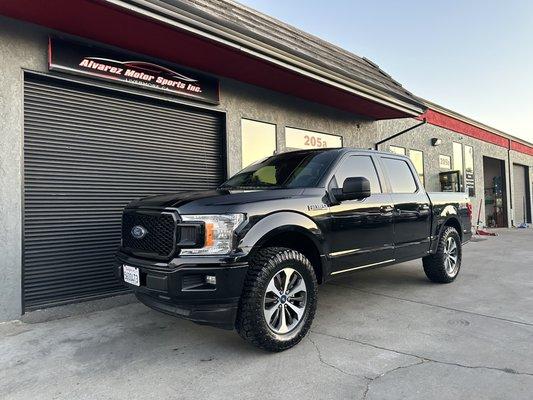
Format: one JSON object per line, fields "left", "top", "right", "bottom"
{"left": 115, "top": 148, "right": 472, "bottom": 351}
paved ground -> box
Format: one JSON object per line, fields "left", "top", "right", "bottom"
{"left": 1, "top": 229, "right": 532, "bottom": 399}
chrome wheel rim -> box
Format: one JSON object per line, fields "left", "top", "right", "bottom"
{"left": 444, "top": 236, "right": 459, "bottom": 275}
{"left": 263, "top": 268, "right": 307, "bottom": 334}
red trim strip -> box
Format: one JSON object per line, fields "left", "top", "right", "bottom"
{"left": 420, "top": 109, "right": 533, "bottom": 156}
{"left": 511, "top": 141, "right": 533, "bottom": 156}
{"left": 420, "top": 109, "right": 509, "bottom": 148}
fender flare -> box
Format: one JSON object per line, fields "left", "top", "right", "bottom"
{"left": 238, "top": 211, "right": 326, "bottom": 257}
{"left": 431, "top": 215, "right": 462, "bottom": 253}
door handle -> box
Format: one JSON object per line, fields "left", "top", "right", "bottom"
{"left": 419, "top": 204, "right": 430, "bottom": 211}
{"left": 380, "top": 205, "right": 394, "bottom": 213}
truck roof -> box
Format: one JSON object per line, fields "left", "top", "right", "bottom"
{"left": 279, "top": 147, "right": 405, "bottom": 158}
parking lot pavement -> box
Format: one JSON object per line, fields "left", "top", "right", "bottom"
{"left": 1, "top": 229, "right": 532, "bottom": 400}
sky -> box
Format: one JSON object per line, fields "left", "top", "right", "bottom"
{"left": 238, "top": 0, "right": 533, "bottom": 143}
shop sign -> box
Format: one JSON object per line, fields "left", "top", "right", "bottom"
{"left": 465, "top": 171, "right": 476, "bottom": 197}
{"left": 285, "top": 127, "right": 342, "bottom": 150}
{"left": 439, "top": 155, "right": 451, "bottom": 170}
{"left": 464, "top": 145, "right": 475, "bottom": 197}
{"left": 48, "top": 38, "right": 219, "bottom": 104}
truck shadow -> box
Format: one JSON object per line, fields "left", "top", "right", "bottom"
{"left": 68, "top": 260, "right": 447, "bottom": 368}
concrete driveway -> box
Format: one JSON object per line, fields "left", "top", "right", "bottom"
{"left": 1, "top": 229, "right": 532, "bottom": 399}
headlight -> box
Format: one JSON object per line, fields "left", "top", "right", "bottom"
{"left": 179, "top": 214, "right": 245, "bottom": 256}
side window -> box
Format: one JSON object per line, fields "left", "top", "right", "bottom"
{"left": 381, "top": 157, "right": 418, "bottom": 193}
{"left": 334, "top": 155, "right": 381, "bottom": 194}
{"left": 452, "top": 142, "right": 463, "bottom": 174}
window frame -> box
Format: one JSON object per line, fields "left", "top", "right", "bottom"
{"left": 240, "top": 117, "right": 277, "bottom": 168}
{"left": 379, "top": 155, "right": 420, "bottom": 194}
{"left": 329, "top": 154, "right": 383, "bottom": 194}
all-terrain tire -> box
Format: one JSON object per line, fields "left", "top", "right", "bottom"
{"left": 423, "top": 226, "right": 462, "bottom": 283}
{"left": 235, "top": 247, "right": 318, "bottom": 352}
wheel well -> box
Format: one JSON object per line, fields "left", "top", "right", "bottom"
{"left": 444, "top": 217, "right": 462, "bottom": 239}
{"left": 258, "top": 231, "right": 323, "bottom": 284}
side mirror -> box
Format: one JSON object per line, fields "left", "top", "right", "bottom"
{"left": 332, "top": 177, "right": 371, "bottom": 202}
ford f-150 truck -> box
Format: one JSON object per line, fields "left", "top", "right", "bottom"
{"left": 115, "top": 148, "right": 472, "bottom": 351}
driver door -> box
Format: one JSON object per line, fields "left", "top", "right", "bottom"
{"left": 326, "top": 154, "right": 394, "bottom": 274}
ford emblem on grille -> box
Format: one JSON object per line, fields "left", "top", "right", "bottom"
{"left": 131, "top": 225, "right": 148, "bottom": 239}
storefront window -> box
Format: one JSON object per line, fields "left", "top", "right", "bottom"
{"left": 452, "top": 142, "right": 463, "bottom": 173}
{"left": 452, "top": 142, "right": 464, "bottom": 191}
{"left": 439, "top": 171, "right": 462, "bottom": 192}
{"left": 285, "top": 127, "right": 342, "bottom": 150}
{"left": 464, "top": 145, "right": 474, "bottom": 173}
{"left": 241, "top": 119, "right": 276, "bottom": 168}
{"left": 389, "top": 145, "right": 406, "bottom": 155}
{"left": 409, "top": 149, "right": 425, "bottom": 186}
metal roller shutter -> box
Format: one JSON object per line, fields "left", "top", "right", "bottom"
{"left": 23, "top": 75, "right": 225, "bottom": 309}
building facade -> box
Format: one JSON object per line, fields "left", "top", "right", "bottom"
{"left": 0, "top": 0, "right": 532, "bottom": 321}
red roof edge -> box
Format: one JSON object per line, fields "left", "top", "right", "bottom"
{"left": 511, "top": 140, "right": 533, "bottom": 156}
{"left": 418, "top": 109, "right": 533, "bottom": 156}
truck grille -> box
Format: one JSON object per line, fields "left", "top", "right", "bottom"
{"left": 121, "top": 210, "right": 177, "bottom": 258}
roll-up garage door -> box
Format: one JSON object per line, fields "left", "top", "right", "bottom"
{"left": 23, "top": 75, "right": 225, "bottom": 309}
{"left": 513, "top": 164, "right": 528, "bottom": 225}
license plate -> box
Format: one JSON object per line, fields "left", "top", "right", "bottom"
{"left": 123, "top": 265, "right": 140, "bottom": 286}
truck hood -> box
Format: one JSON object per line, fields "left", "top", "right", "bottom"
{"left": 126, "top": 188, "right": 307, "bottom": 213}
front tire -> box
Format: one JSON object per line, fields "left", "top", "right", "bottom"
{"left": 423, "top": 226, "right": 462, "bottom": 283}
{"left": 235, "top": 247, "right": 318, "bottom": 352}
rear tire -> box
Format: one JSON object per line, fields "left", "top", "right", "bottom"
{"left": 423, "top": 226, "right": 462, "bottom": 283}
{"left": 235, "top": 247, "right": 318, "bottom": 352}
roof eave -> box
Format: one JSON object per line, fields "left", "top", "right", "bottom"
{"left": 104, "top": 0, "right": 426, "bottom": 117}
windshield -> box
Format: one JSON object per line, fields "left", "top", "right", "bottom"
{"left": 220, "top": 150, "right": 338, "bottom": 189}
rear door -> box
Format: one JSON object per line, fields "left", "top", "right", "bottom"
{"left": 327, "top": 154, "right": 394, "bottom": 273}
{"left": 379, "top": 156, "right": 431, "bottom": 261}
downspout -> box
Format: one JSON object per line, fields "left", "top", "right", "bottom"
{"left": 374, "top": 118, "right": 427, "bottom": 150}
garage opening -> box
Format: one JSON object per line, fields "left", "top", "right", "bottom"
{"left": 483, "top": 156, "right": 508, "bottom": 228}
{"left": 23, "top": 74, "right": 225, "bottom": 310}
{"left": 512, "top": 164, "right": 531, "bottom": 225}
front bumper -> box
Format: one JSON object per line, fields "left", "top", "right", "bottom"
{"left": 115, "top": 252, "right": 249, "bottom": 329}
